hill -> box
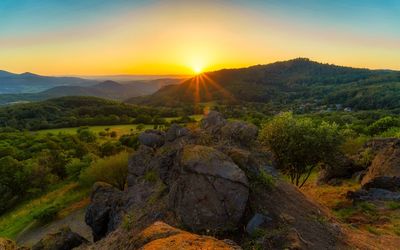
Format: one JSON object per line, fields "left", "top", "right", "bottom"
{"left": 0, "top": 96, "right": 178, "bottom": 130}
{"left": 0, "top": 78, "right": 183, "bottom": 105}
{"left": 0, "top": 70, "right": 96, "bottom": 94}
{"left": 127, "top": 58, "right": 400, "bottom": 110}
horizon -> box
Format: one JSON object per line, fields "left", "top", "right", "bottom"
{"left": 1, "top": 0, "right": 399, "bottom": 75}
{"left": 1, "top": 57, "right": 399, "bottom": 78}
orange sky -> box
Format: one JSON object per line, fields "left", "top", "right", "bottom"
{"left": 0, "top": 1, "right": 399, "bottom": 75}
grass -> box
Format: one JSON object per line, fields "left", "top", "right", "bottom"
{"left": 0, "top": 182, "right": 90, "bottom": 239}
{"left": 35, "top": 115, "right": 204, "bottom": 138}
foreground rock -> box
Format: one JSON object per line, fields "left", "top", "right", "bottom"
{"left": 85, "top": 182, "right": 125, "bottom": 241}
{"left": 80, "top": 112, "right": 348, "bottom": 249}
{"left": 170, "top": 145, "right": 249, "bottom": 232}
{"left": 132, "top": 221, "right": 240, "bottom": 250}
{"left": 361, "top": 138, "right": 400, "bottom": 186}
{"left": 32, "top": 227, "right": 88, "bottom": 250}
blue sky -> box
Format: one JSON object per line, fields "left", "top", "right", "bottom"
{"left": 0, "top": 0, "right": 399, "bottom": 74}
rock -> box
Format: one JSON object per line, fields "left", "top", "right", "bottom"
{"left": 0, "top": 238, "right": 27, "bottom": 250}
{"left": 127, "top": 145, "right": 155, "bottom": 186}
{"left": 200, "top": 111, "right": 226, "bottom": 133}
{"left": 316, "top": 154, "right": 359, "bottom": 184}
{"left": 138, "top": 130, "right": 165, "bottom": 148}
{"left": 362, "top": 176, "right": 400, "bottom": 192}
{"left": 220, "top": 121, "right": 258, "bottom": 146}
{"left": 361, "top": 139, "right": 400, "bottom": 185}
{"left": 245, "top": 213, "right": 272, "bottom": 235}
{"left": 347, "top": 188, "right": 400, "bottom": 202}
{"left": 169, "top": 145, "right": 249, "bottom": 232}
{"left": 85, "top": 182, "right": 125, "bottom": 241}
{"left": 32, "top": 227, "right": 88, "bottom": 250}
{"left": 132, "top": 221, "right": 241, "bottom": 250}
{"left": 165, "top": 124, "right": 189, "bottom": 142}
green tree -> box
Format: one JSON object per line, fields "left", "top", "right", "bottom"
{"left": 259, "top": 112, "right": 343, "bottom": 187}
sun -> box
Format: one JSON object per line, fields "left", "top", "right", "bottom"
{"left": 193, "top": 65, "right": 203, "bottom": 74}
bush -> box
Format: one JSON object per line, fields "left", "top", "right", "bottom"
{"left": 79, "top": 151, "right": 130, "bottom": 190}
{"left": 77, "top": 128, "right": 97, "bottom": 143}
{"left": 33, "top": 204, "right": 61, "bottom": 223}
{"left": 65, "top": 157, "right": 92, "bottom": 178}
{"left": 259, "top": 112, "right": 343, "bottom": 187}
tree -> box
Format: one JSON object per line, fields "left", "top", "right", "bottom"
{"left": 259, "top": 112, "right": 343, "bottom": 187}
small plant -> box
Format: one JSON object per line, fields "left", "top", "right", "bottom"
{"left": 144, "top": 169, "right": 158, "bottom": 183}
{"left": 256, "top": 169, "right": 275, "bottom": 189}
{"left": 387, "top": 201, "right": 400, "bottom": 210}
{"left": 33, "top": 204, "right": 61, "bottom": 223}
{"left": 366, "top": 225, "right": 380, "bottom": 235}
{"left": 122, "top": 211, "right": 136, "bottom": 231}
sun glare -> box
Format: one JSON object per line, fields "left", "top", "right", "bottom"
{"left": 193, "top": 66, "right": 203, "bottom": 74}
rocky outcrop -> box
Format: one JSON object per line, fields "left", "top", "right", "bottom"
{"left": 82, "top": 111, "right": 347, "bottom": 250}
{"left": 362, "top": 176, "right": 400, "bottom": 192}
{"left": 220, "top": 121, "right": 258, "bottom": 147}
{"left": 138, "top": 130, "right": 165, "bottom": 148}
{"left": 31, "top": 227, "right": 88, "bottom": 250}
{"left": 169, "top": 145, "right": 249, "bottom": 232}
{"left": 200, "top": 111, "right": 227, "bottom": 134}
{"left": 165, "top": 124, "right": 189, "bottom": 142}
{"left": 347, "top": 188, "right": 400, "bottom": 202}
{"left": 316, "top": 153, "right": 360, "bottom": 184}
{"left": 85, "top": 182, "right": 125, "bottom": 241}
{"left": 131, "top": 221, "right": 241, "bottom": 250}
{"left": 361, "top": 138, "right": 400, "bottom": 185}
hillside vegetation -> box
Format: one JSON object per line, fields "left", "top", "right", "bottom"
{"left": 129, "top": 58, "right": 400, "bottom": 111}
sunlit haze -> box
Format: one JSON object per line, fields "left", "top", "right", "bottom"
{"left": 1, "top": 0, "right": 399, "bottom": 75}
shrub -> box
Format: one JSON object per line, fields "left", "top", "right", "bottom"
{"left": 100, "top": 141, "right": 123, "bottom": 157}
{"left": 79, "top": 151, "right": 130, "bottom": 190}
{"left": 33, "top": 204, "right": 61, "bottom": 223}
{"left": 367, "top": 116, "right": 400, "bottom": 135}
{"left": 259, "top": 112, "right": 343, "bottom": 187}
{"left": 77, "top": 128, "right": 97, "bottom": 143}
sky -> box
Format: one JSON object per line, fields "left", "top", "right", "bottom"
{"left": 0, "top": 0, "right": 399, "bottom": 75}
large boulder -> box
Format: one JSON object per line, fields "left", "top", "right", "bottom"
{"left": 361, "top": 139, "right": 400, "bottom": 185}
{"left": 200, "top": 111, "right": 227, "bottom": 133}
{"left": 132, "top": 221, "right": 241, "bottom": 250}
{"left": 138, "top": 130, "right": 165, "bottom": 148}
{"left": 85, "top": 182, "right": 125, "bottom": 241}
{"left": 127, "top": 145, "right": 155, "bottom": 187}
{"left": 316, "top": 154, "right": 360, "bottom": 184}
{"left": 169, "top": 145, "right": 249, "bottom": 232}
{"left": 165, "top": 124, "right": 190, "bottom": 142}
{"left": 362, "top": 176, "right": 400, "bottom": 192}
{"left": 220, "top": 121, "right": 258, "bottom": 146}
{"left": 32, "top": 227, "right": 88, "bottom": 250}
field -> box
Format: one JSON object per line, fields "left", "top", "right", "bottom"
{"left": 35, "top": 115, "right": 203, "bottom": 137}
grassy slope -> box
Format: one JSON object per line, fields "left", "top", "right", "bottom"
{"left": 0, "top": 182, "right": 90, "bottom": 239}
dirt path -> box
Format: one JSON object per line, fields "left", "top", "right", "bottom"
{"left": 16, "top": 207, "right": 92, "bottom": 247}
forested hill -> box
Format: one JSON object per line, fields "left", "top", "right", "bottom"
{"left": 0, "top": 96, "right": 178, "bottom": 130}
{"left": 127, "top": 58, "right": 400, "bottom": 110}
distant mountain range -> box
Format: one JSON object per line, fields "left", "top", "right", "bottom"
{"left": 0, "top": 70, "right": 184, "bottom": 105}
{"left": 127, "top": 58, "right": 400, "bottom": 110}
{"left": 0, "top": 70, "right": 96, "bottom": 94}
